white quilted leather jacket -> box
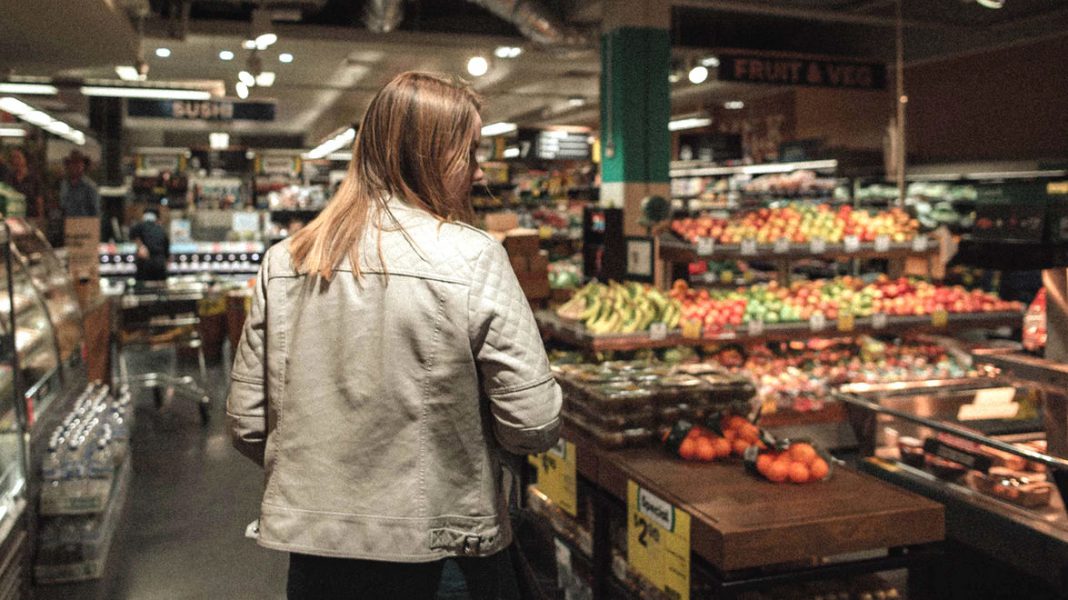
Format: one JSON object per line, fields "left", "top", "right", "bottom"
{"left": 227, "top": 198, "right": 562, "bottom": 561}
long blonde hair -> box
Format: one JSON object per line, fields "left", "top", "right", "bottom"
{"left": 290, "top": 72, "right": 482, "bottom": 280}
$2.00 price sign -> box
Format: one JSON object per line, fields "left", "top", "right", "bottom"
{"left": 528, "top": 440, "right": 578, "bottom": 516}
{"left": 627, "top": 481, "right": 691, "bottom": 600}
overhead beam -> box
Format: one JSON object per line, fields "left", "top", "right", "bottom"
{"left": 670, "top": 0, "right": 962, "bottom": 31}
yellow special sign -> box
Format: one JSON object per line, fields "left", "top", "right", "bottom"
{"left": 528, "top": 440, "right": 577, "bottom": 517}
{"left": 627, "top": 481, "right": 691, "bottom": 600}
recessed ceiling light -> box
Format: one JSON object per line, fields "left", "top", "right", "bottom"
{"left": 724, "top": 100, "right": 745, "bottom": 110}
{"left": 81, "top": 86, "right": 212, "bottom": 100}
{"left": 0, "top": 127, "right": 26, "bottom": 138}
{"left": 219, "top": 50, "right": 235, "bottom": 61}
{"left": 255, "top": 72, "right": 275, "bottom": 87}
{"left": 255, "top": 33, "right": 278, "bottom": 50}
{"left": 976, "top": 0, "right": 1004, "bottom": 7}
{"left": 238, "top": 71, "right": 256, "bottom": 87}
{"left": 668, "top": 72, "right": 681, "bottom": 84}
{"left": 279, "top": 53, "right": 293, "bottom": 63}
{"left": 236, "top": 81, "right": 249, "bottom": 99}
{"left": 242, "top": 40, "right": 257, "bottom": 50}
{"left": 688, "top": 65, "right": 709, "bottom": 85}
{"left": 480, "top": 122, "right": 516, "bottom": 137}
{"left": 494, "top": 46, "right": 522, "bottom": 59}
{"left": 155, "top": 48, "right": 172, "bottom": 58}
{"left": 467, "top": 56, "right": 489, "bottom": 77}
{"left": 210, "top": 132, "right": 230, "bottom": 150}
{"left": 567, "top": 96, "right": 585, "bottom": 107}
{"left": 700, "top": 56, "right": 720, "bottom": 68}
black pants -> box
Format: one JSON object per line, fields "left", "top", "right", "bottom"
{"left": 287, "top": 549, "right": 520, "bottom": 600}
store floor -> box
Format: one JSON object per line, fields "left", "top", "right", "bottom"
{"left": 34, "top": 352, "right": 473, "bottom": 600}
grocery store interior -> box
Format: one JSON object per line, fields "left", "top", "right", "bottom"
{"left": 0, "top": 0, "right": 1067, "bottom": 598}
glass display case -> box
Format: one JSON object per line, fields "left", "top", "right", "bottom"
{"left": 0, "top": 222, "right": 30, "bottom": 547}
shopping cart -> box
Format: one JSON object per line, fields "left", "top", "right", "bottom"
{"left": 112, "top": 281, "right": 212, "bottom": 424}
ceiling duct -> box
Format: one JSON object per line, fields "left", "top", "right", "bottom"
{"left": 363, "top": 0, "right": 404, "bottom": 33}
{"left": 467, "top": 0, "right": 592, "bottom": 47}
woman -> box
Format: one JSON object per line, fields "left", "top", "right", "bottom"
{"left": 5, "top": 148, "right": 44, "bottom": 221}
{"left": 227, "top": 72, "right": 562, "bottom": 599}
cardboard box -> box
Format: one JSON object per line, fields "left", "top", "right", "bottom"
{"left": 503, "top": 228, "right": 540, "bottom": 256}
{"left": 484, "top": 211, "right": 520, "bottom": 233}
{"left": 529, "top": 251, "right": 550, "bottom": 274}
{"left": 509, "top": 255, "right": 529, "bottom": 274}
{"left": 517, "top": 271, "right": 550, "bottom": 300}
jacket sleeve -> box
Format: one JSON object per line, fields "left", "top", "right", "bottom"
{"left": 226, "top": 250, "right": 270, "bottom": 466}
{"left": 469, "top": 241, "right": 562, "bottom": 455}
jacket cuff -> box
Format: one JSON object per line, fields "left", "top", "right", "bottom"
{"left": 226, "top": 412, "right": 266, "bottom": 467}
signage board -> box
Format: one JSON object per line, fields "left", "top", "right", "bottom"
{"left": 128, "top": 98, "right": 276, "bottom": 122}
{"left": 718, "top": 53, "right": 886, "bottom": 90}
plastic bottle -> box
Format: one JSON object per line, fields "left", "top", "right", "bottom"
{"left": 88, "top": 439, "right": 113, "bottom": 480}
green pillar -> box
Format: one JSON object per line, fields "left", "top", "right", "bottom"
{"left": 600, "top": 1, "right": 671, "bottom": 237}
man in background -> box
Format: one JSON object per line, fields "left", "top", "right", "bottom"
{"left": 130, "top": 208, "right": 169, "bottom": 281}
{"left": 59, "top": 150, "right": 100, "bottom": 217}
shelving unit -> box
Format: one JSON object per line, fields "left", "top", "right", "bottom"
{"left": 659, "top": 232, "right": 938, "bottom": 264}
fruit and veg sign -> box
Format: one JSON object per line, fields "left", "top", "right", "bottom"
{"left": 528, "top": 440, "right": 577, "bottom": 517}
{"left": 628, "top": 481, "right": 691, "bottom": 600}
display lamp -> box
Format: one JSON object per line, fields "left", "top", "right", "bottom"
{"left": 467, "top": 56, "right": 489, "bottom": 77}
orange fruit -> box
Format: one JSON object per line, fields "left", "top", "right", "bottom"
{"left": 726, "top": 415, "right": 748, "bottom": 431}
{"left": 712, "top": 437, "right": 732, "bottom": 458}
{"left": 679, "top": 438, "right": 697, "bottom": 460}
{"left": 740, "top": 424, "right": 760, "bottom": 443}
{"left": 788, "top": 462, "right": 810, "bottom": 484}
{"left": 685, "top": 428, "right": 701, "bottom": 441}
{"left": 765, "top": 460, "right": 789, "bottom": 482}
{"left": 810, "top": 458, "right": 829, "bottom": 481}
{"left": 696, "top": 438, "right": 716, "bottom": 462}
{"left": 756, "top": 453, "right": 774, "bottom": 475}
{"left": 732, "top": 439, "right": 750, "bottom": 456}
{"left": 723, "top": 429, "right": 738, "bottom": 442}
{"left": 788, "top": 443, "right": 818, "bottom": 465}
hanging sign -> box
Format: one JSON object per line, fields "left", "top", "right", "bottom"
{"left": 528, "top": 440, "right": 578, "bottom": 517}
{"left": 128, "top": 98, "right": 276, "bottom": 122}
{"left": 627, "top": 481, "right": 691, "bottom": 600}
{"left": 718, "top": 52, "right": 887, "bottom": 90}
{"left": 258, "top": 155, "right": 302, "bottom": 176}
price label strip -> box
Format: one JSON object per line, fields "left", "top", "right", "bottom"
{"left": 627, "top": 481, "right": 691, "bottom": 600}
{"left": 773, "top": 238, "right": 790, "bottom": 254}
{"left": 911, "top": 236, "right": 929, "bottom": 252}
{"left": 874, "top": 235, "right": 891, "bottom": 252}
{"left": 809, "top": 312, "right": 828, "bottom": 332}
{"left": 650, "top": 322, "right": 668, "bottom": 341}
{"left": 843, "top": 236, "right": 860, "bottom": 253}
{"left": 748, "top": 318, "right": 765, "bottom": 336}
{"left": 809, "top": 238, "right": 827, "bottom": 254}
{"left": 871, "top": 312, "right": 888, "bottom": 330}
{"left": 528, "top": 440, "right": 578, "bottom": 517}
{"left": 932, "top": 309, "right": 949, "bottom": 328}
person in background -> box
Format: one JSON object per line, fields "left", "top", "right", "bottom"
{"left": 129, "top": 208, "right": 169, "bottom": 281}
{"left": 6, "top": 148, "right": 44, "bottom": 220}
{"left": 59, "top": 149, "right": 100, "bottom": 217}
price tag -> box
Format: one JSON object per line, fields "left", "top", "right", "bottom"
{"left": 843, "top": 236, "right": 860, "bottom": 253}
{"left": 528, "top": 440, "right": 578, "bottom": 516}
{"left": 748, "top": 318, "right": 765, "bottom": 336}
{"left": 696, "top": 237, "right": 715, "bottom": 256}
{"left": 911, "top": 236, "right": 929, "bottom": 252}
{"left": 809, "top": 312, "right": 827, "bottom": 332}
{"left": 773, "top": 238, "right": 790, "bottom": 254}
{"left": 650, "top": 322, "right": 668, "bottom": 341}
{"left": 809, "top": 238, "right": 827, "bottom": 254}
{"left": 872, "top": 312, "right": 888, "bottom": 330}
{"left": 538, "top": 226, "right": 554, "bottom": 240}
{"left": 931, "top": 309, "right": 949, "bottom": 328}
{"left": 627, "top": 481, "right": 691, "bottom": 600}
{"left": 837, "top": 313, "right": 855, "bottom": 332}
{"left": 740, "top": 239, "right": 758, "bottom": 256}
{"left": 874, "top": 235, "right": 891, "bottom": 252}
{"left": 680, "top": 319, "right": 702, "bottom": 340}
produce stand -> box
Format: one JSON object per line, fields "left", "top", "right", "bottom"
{"left": 537, "top": 309, "right": 1023, "bottom": 352}
{"left": 539, "top": 423, "right": 945, "bottom": 599}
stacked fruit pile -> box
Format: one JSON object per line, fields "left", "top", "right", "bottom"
{"left": 672, "top": 204, "right": 920, "bottom": 245}
{"left": 751, "top": 442, "right": 831, "bottom": 484}
{"left": 555, "top": 281, "right": 683, "bottom": 334}
{"left": 668, "top": 277, "right": 1021, "bottom": 333}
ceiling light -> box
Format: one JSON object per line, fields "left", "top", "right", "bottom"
{"left": 668, "top": 72, "right": 681, "bottom": 84}
{"left": 466, "top": 56, "right": 489, "bottom": 77}
{"left": 700, "top": 56, "right": 720, "bottom": 68}
{"left": 279, "top": 52, "right": 293, "bottom": 63}
{"left": 210, "top": 132, "right": 230, "bottom": 150}
{"left": 250, "top": 9, "right": 277, "bottom": 50}
{"left": 688, "top": 65, "right": 709, "bottom": 85}
{"left": 155, "top": 48, "right": 171, "bottom": 58}
{"left": 115, "top": 66, "right": 145, "bottom": 81}
{"left": 0, "top": 82, "right": 58, "bottom": 95}
{"left": 44, "top": 121, "right": 71, "bottom": 135}
{"left": 70, "top": 131, "right": 85, "bottom": 145}
{"left": 22, "top": 111, "right": 53, "bottom": 127}
{"left": 0, "top": 98, "right": 32, "bottom": 116}
{"left": 480, "top": 122, "right": 516, "bottom": 137}
{"left": 567, "top": 96, "right": 585, "bottom": 107}
{"left": 81, "top": 86, "right": 212, "bottom": 100}
{"left": 235, "top": 81, "right": 249, "bottom": 99}
{"left": 0, "top": 127, "right": 26, "bottom": 137}
{"left": 305, "top": 127, "right": 356, "bottom": 160}
{"left": 255, "top": 33, "right": 278, "bottom": 50}
{"left": 668, "top": 117, "right": 712, "bottom": 131}
{"left": 724, "top": 100, "right": 745, "bottom": 110}
{"left": 255, "top": 71, "right": 276, "bottom": 87}
{"left": 238, "top": 71, "right": 256, "bottom": 87}
{"left": 242, "top": 40, "right": 256, "bottom": 50}
{"left": 976, "top": 0, "right": 1004, "bottom": 7}
{"left": 494, "top": 46, "right": 522, "bottom": 59}
{"left": 503, "top": 147, "right": 520, "bottom": 159}
{"left": 219, "top": 50, "right": 235, "bottom": 61}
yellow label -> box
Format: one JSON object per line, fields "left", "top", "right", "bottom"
{"left": 1048, "top": 181, "right": 1068, "bottom": 195}
{"left": 932, "top": 309, "right": 949, "bottom": 328}
{"left": 538, "top": 226, "right": 554, "bottom": 239}
{"left": 528, "top": 440, "right": 577, "bottom": 517}
{"left": 680, "top": 319, "right": 702, "bottom": 340}
{"left": 627, "top": 481, "right": 690, "bottom": 600}
{"left": 837, "top": 313, "right": 855, "bottom": 333}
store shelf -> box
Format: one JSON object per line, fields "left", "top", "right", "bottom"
{"left": 537, "top": 309, "right": 1023, "bottom": 352}
{"left": 659, "top": 233, "right": 938, "bottom": 264}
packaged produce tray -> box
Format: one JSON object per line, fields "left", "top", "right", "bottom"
{"left": 554, "top": 361, "right": 755, "bottom": 413}
{"left": 563, "top": 412, "right": 657, "bottom": 449}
